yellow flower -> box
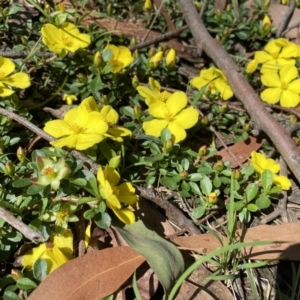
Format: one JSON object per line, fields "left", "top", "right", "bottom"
{"left": 97, "top": 165, "right": 139, "bottom": 224}
{"left": 262, "top": 14, "right": 271, "bottom": 29}
{"left": 260, "top": 65, "right": 300, "bottom": 107}
{"left": 104, "top": 44, "right": 133, "bottom": 74}
{"left": 63, "top": 94, "right": 77, "bottom": 105}
{"left": 143, "top": 91, "right": 198, "bottom": 143}
{"left": 22, "top": 228, "right": 73, "bottom": 274}
{"left": 0, "top": 57, "right": 30, "bottom": 97}
{"left": 254, "top": 38, "right": 298, "bottom": 73}
{"left": 41, "top": 22, "right": 91, "bottom": 58}
{"left": 250, "top": 151, "right": 291, "bottom": 190}
{"left": 137, "top": 77, "right": 172, "bottom": 106}
{"left": 165, "top": 48, "right": 176, "bottom": 69}
{"left": 44, "top": 103, "right": 108, "bottom": 150}
{"left": 250, "top": 151, "right": 280, "bottom": 174}
{"left": 80, "top": 96, "right": 132, "bottom": 142}
{"left": 245, "top": 59, "right": 258, "bottom": 74}
{"left": 190, "top": 67, "right": 233, "bottom": 100}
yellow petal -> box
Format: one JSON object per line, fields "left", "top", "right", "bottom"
{"left": 166, "top": 91, "right": 187, "bottom": 116}
{"left": 99, "top": 105, "right": 119, "bottom": 125}
{"left": 44, "top": 120, "right": 73, "bottom": 138}
{"left": 261, "top": 72, "right": 281, "bottom": 87}
{"left": 288, "top": 79, "right": 300, "bottom": 93}
{"left": 0, "top": 85, "right": 14, "bottom": 97}
{"left": 75, "top": 133, "right": 105, "bottom": 150}
{"left": 273, "top": 175, "right": 291, "bottom": 190}
{"left": 214, "top": 79, "right": 233, "bottom": 100}
{"left": 143, "top": 119, "right": 169, "bottom": 137}
{"left": 111, "top": 206, "right": 136, "bottom": 225}
{"left": 50, "top": 135, "right": 78, "bottom": 149}
{"left": 279, "top": 65, "right": 298, "bottom": 84}
{"left": 104, "top": 166, "right": 120, "bottom": 186}
{"left": 2, "top": 73, "right": 31, "bottom": 89}
{"left": 52, "top": 229, "right": 73, "bottom": 257}
{"left": 172, "top": 107, "right": 198, "bottom": 129}
{"left": 117, "top": 46, "right": 133, "bottom": 68}
{"left": 0, "top": 57, "right": 15, "bottom": 78}
{"left": 85, "top": 223, "right": 91, "bottom": 248}
{"left": 118, "top": 182, "right": 139, "bottom": 205}
{"left": 168, "top": 121, "right": 187, "bottom": 143}
{"left": 254, "top": 50, "right": 273, "bottom": 63}
{"left": 149, "top": 77, "right": 161, "bottom": 91}
{"left": 260, "top": 87, "right": 281, "bottom": 104}
{"left": 22, "top": 244, "right": 47, "bottom": 269}
{"left": 280, "top": 90, "right": 300, "bottom": 108}
{"left": 81, "top": 96, "right": 99, "bottom": 112}
{"left": 148, "top": 101, "right": 168, "bottom": 118}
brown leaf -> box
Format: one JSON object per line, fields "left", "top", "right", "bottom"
{"left": 268, "top": 4, "right": 300, "bottom": 40}
{"left": 175, "top": 265, "right": 234, "bottom": 300}
{"left": 216, "top": 136, "right": 264, "bottom": 168}
{"left": 172, "top": 222, "right": 300, "bottom": 260}
{"left": 28, "top": 246, "right": 145, "bottom": 300}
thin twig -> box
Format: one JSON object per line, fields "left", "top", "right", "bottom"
{"left": 0, "top": 207, "right": 45, "bottom": 243}
{"left": 276, "top": 0, "right": 296, "bottom": 37}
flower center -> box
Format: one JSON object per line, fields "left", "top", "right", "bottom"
{"left": 60, "top": 34, "right": 71, "bottom": 46}
{"left": 112, "top": 186, "right": 120, "bottom": 196}
{"left": 164, "top": 112, "right": 173, "bottom": 121}
{"left": 272, "top": 51, "right": 279, "bottom": 59}
{"left": 0, "top": 70, "right": 5, "bottom": 79}
{"left": 70, "top": 123, "right": 83, "bottom": 134}
{"left": 43, "top": 167, "right": 55, "bottom": 177}
{"left": 281, "top": 80, "right": 288, "bottom": 89}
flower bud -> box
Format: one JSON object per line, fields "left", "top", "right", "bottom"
{"left": 134, "top": 105, "right": 142, "bottom": 119}
{"left": 180, "top": 170, "right": 189, "bottom": 180}
{"left": 223, "top": 28, "right": 230, "bottom": 38}
{"left": 215, "top": 9, "right": 222, "bottom": 19}
{"left": 101, "top": 95, "right": 109, "bottom": 105}
{"left": 194, "top": 0, "right": 202, "bottom": 10}
{"left": 165, "top": 48, "right": 176, "bottom": 69}
{"left": 245, "top": 59, "right": 258, "bottom": 74}
{"left": 243, "top": 124, "right": 251, "bottom": 132}
{"left": 133, "top": 49, "right": 139, "bottom": 59}
{"left": 11, "top": 269, "right": 24, "bottom": 281}
{"left": 93, "top": 51, "right": 102, "bottom": 68}
{"left": 163, "top": 139, "right": 173, "bottom": 153}
{"left": 148, "top": 47, "right": 156, "bottom": 58}
{"left": 226, "top": 4, "right": 231, "bottom": 11}
{"left": 220, "top": 104, "right": 228, "bottom": 114}
{"left": 58, "top": 3, "right": 65, "bottom": 13}
{"left": 132, "top": 75, "right": 139, "bottom": 89}
{"left": 21, "top": 37, "right": 28, "bottom": 46}
{"left": 77, "top": 73, "right": 87, "bottom": 84}
{"left": 4, "top": 162, "right": 14, "bottom": 176}
{"left": 200, "top": 116, "right": 209, "bottom": 126}
{"left": 130, "top": 37, "right": 137, "bottom": 47}
{"left": 262, "top": 14, "right": 271, "bottom": 30}
{"left": 17, "top": 147, "right": 26, "bottom": 164}
{"left": 262, "top": 0, "right": 270, "bottom": 9}
{"left": 144, "top": 0, "right": 152, "bottom": 10}
{"left": 109, "top": 155, "right": 121, "bottom": 169}
{"left": 63, "top": 94, "right": 78, "bottom": 105}
{"left": 233, "top": 169, "right": 241, "bottom": 180}
{"left": 290, "top": 115, "right": 298, "bottom": 124}
{"left": 148, "top": 51, "right": 163, "bottom": 69}
{"left": 198, "top": 145, "right": 207, "bottom": 158}
{"left": 107, "top": 3, "right": 113, "bottom": 16}
{"left": 213, "top": 161, "right": 224, "bottom": 173}
{"left": 207, "top": 192, "right": 218, "bottom": 204}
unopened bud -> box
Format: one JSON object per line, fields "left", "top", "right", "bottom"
{"left": 144, "top": 0, "right": 152, "bottom": 10}
{"left": 223, "top": 28, "right": 230, "bottom": 38}
{"left": 220, "top": 104, "right": 228, "bottom": 114}
{"left": 215, "top": 9, "right": 221, "bottom": 19}
{"left": 4, "top": 162, "right": 14, "bottom": 176}
{"left": 200, "top": 116, "right": 209, "bottom": 126}
{"left": 245, "top": 59, "right": 258, "bottom": 74}
{"left": 93, "top": 51, "right": 102, "bottom": 68}
{"left": 233, "top": 169, "right": 241, "bottom": 180}
{"left": 109, "top": 155, "right": 121, "bottom": 169}
{"left": 101, "top": 95, "right": 109, "bottom": 105}
{"left": 163, "top": 139, "right": 173, "bottom": 153}
{"left": 148, "top": 47, "right": 156, "bottom": 58}
{"left": 133, "top": 49, "right": 139, "bottom": 59}
{"left": 132, "top": 75, "right": 139, "bottom": 89}
{"left": 226, "top": 4, "right": 231, "bottom": 11}
{"left": 194, "top": 0, "right": 202, "bottom": 10}
{"left": 180, "top": 170, "right": 189, "bottom": 180}
{"left": 11, "top": 269, "right": 24, "bottom": 281}
{"left": 213, "top": 161, "right": 224, "bottom": 173}
{"left": 133, "top": 105, "right": 142, "bottom": 119}
{"left": 290, "top": 115, "right": 298, "bottom": 124}
{"left": 165, "top": 48, "right": 176, "bottom": 69}
{"left": 243, "top": 124, "right": 251, "bottom": 132}
{"left": 63, "top": 94, "right": 77, "bottom": 105}
{"left": 207, "top": 192, "right": 218, "bottom": 204}
{"left": 262, "top": 0, "right": 270, "bottom": 9}
{"left": 130, "top": 37, "right": 137, "bottom": 47}
{"left": 21, "top": 37, "right": 28, "bottom": 46}
{"left": 148, "top": 51, "right": 163, "bottom": 69}
{"left": 77, "top": 73, "right": 87, "bottom": 84}
{"left": 198, "top": 146, "right": 207, "bottom": 158}
{"left": 107, "top": 3, "right": 113, "bottom": 16}
{"left": 17, "top": 146, "right": 26, "bottom": 163}
{"left": 58, "top": 3, "right": 65, "bottom": 13}
{"left": 262, "top": 14, "right": 271, "bottom": 30}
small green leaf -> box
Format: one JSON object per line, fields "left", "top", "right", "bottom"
{"left": 213, "top": 176, "right": 221, "bottom": 188}
{"left": 189, "top": 182, "right": 201, "bottom": 195}
{"left": 3, "top": 291, "right": 21, "bottom": 300}
{"left": 247, "top": 203, "right": 258, "bottom": 212}
{"left": 120, "top": 106, "right": 135, "bottom": 118}
{"left": 161, "top": 128, "right": 171, "bottom": 143}
{"left": 16, "top": 278, "right": 37, "bottom": 290}
{"left": 160, "top": 176, "right": 180, "bottom": 190}
{"left": 94, "top": 212, "right": 111, "bottom": 229}
{"left": 245, "top": 183, "right": 258, "bottom": 202}
{"left": 12, "top": 178, "right": 31, "bottom": 187}
{"left": 191, "top": 204, "right": 206, "bottom": 219}
{"left": 27, "top": 184, "right": 45, "bottom": 195}
{"left": 83, "top": 208, "right": 97, "bottom": 220}
{"left": 256, "top": 196, "right": 271, "bottom": 209}
{"left": 188, "top": 173, "right": 202, "bottom": 181}
{"left": 261, "top": 170, "right": 273, "bottom": 191}
{"left": 33, "top": 258, "right": 48, "bottom": 282}
{"left": 90, "top": 75, "right": 102, "bottom": 94}
{"left": 200, "top": 176, "right": 212, "bottom": 196}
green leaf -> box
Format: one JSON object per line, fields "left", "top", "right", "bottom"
{"left": 27, "top": 184, "right": 45, "bottom": 195}
{"left": 181, "top": 158, "right": 189, "bottom": 171}
{"left": 189, "top": 181, "right": 201, "bottom": 195}
{"left": 102, "top": 48, "right": 113, "bottom": 62}
{"left": 161, "top": 128, "right": 171, "bottom": 143}
{"left": 90, "top": 75, "right": 102, "bottom": 94}
{"left": 115, "top": 220, "right": 184, "bottom": 293}
{"left": 245, "top": 183, "right": 258, "bottom": 202}
{"left": 191, "top": 204, "right": 206, "bottom": 219}
{"left": 68, "top": 178, "right": 86, "bottom": 186}
{"left": 200, "top": 176, "right": 212, "bottom": 196}
{"left": 261, "top": 170, "right": 273, "bottom": 191}
{"left": 3, "top": 291, "right": 21, "bottom": 300}
{"left": 12, "top": 178, "right": 31, "bottom": 187}
{"left": 255, "top": 196, "right": 271, "bottom": 209}
{"left": 213, "top": 176, "right": 221, "bottom": 188}
{"left": 77, "top": 197, "right": 97, "bottom": 205}
{"left": 242, "top": 166, "right": 254, "bottom": 176}
{"left": 33, "top": 258, "right": 47, "bottom": 282}
{"left": 16, "top": 278, "right": 37, "bottom": 290}
{"left": 188, "top": 173, "right": 202, "bottom": 181}
{"left": 83, "top": 208, "right": 97, "bottom": 220}
{"left": 120, "top": 106, "right": 135, "bottom": 118}
{"left": 247, "top": 203, "right": 258, "bottom": 212}
{"left": 94, "top": 212, "right": 111, "bottom": 229}
{"left": 160, "top": 177, "right": 179, "bottom": 190}
{"left": 236, "top": 31, "right": 248, "bottom": 40}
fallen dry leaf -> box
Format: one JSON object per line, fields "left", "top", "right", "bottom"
{"left": 268, "top": 4, "right": 300, "bottom": 40}
{"left": 28, "top": 246, "right": 145, "bottom": 300}
{"left": 172, "top": 222, "right": 300, "bottom": 260}
{"left": 216, "top": 136, "right": 264, "bottom": 168}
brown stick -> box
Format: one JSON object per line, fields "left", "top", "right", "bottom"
{"left": 177, "top": 0, "right": 300, "bottom": 184}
